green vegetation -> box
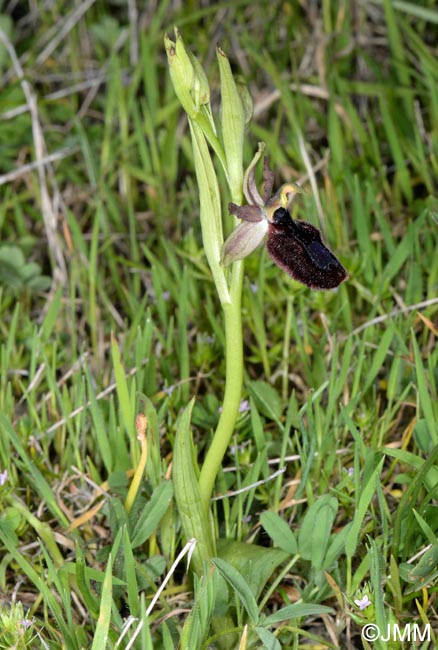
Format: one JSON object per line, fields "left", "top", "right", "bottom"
{"left": 1, "top": 2, "right": 438, "bottom": 648}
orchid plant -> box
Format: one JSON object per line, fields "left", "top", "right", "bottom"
{"left": 165, "top": 29, "right": 347, "bottom": 575}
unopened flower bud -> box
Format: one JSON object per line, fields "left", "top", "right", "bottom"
{"left": 164, "top": 29, "right": 196, "bottom": 118}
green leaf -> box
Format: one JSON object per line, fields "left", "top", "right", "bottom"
{"left": 173, "top": 399, "right": 216, "bottom": 574}
{"left": 324, "top": 522, "right": 353, "bottom": 569}
{"left": 212, "top": 557, "right": 259, "bottom": 624}
{"left": 260, "top": 511, "right": 298, "bottom": 555}
{"left": 0, "top": 15, "right": 13, "bottom": 71}
{"left": 400, "top": 544, "right": 438, "bottom": 591}
{"left": 131, "top": 480, "right": 174, "bottom": 548}
{"left": 164, "top": 29, "right": 196, "bottom": 118}
{"left": 161, "top": 623, "right": 175, "bottom": 650}
{"left": 217, "top": 539, "right": 288, "bottom": 602}
{"left": 298, "top": 496, "right": 338, "bottom": 572}
{"left": 0, "top": 244, "right": 50, "bottom": 291}
{"left": 379, "top": 217, "right": 413, "bottom": 284}
{"left": 255, "top": 626, "right": 281, "bottom": 650}
{"left": 262, "top": 603, "right": 335, "bottom": 625}
{"left": 85, "top": 365, "right": 113, "bottom": 473}
{"left": 368, "top": 539, "right": 387, "bottom": 633}
{"left": 249, "top": 380, "right": 283, "bottom": 423}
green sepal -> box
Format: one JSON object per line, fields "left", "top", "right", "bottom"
{"left": 221, "top": 219, "right": 268, "bottom": 266}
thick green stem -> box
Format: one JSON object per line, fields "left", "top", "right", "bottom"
{"left": 165, "top": 28, "right": 246, "bottom": 527}
{"left": 198, "top": 260, "right": 244, "bottom": 512}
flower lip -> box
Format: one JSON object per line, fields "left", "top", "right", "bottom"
{"left": 266, "top": 206, "right": 348, "bottom": 290}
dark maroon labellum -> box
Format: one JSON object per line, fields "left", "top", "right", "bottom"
{"left": 266, "top": 208, "right": 348, "bottom": 290}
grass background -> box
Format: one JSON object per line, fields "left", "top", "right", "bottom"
{"left": 1, "top": 1, "right": 438, "bottom": 648}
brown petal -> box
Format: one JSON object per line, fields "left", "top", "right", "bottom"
{"left": 262, "top": 157, "right": 274, "bottom": 202}
{"left": 243, "top": 144, "right": 265, "bottom": 206}
{"left": 228, "top": 203, "right": 264, "bottom": 222}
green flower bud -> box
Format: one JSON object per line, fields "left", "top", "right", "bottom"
{"left": 164, "top": 29, "right": 196, "bottom": 118}
{"left": 189, "top": 51, "right": 211, "bottom": 109}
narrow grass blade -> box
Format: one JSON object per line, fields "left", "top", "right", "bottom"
{"left": 123, "top": 526, "right": 139, "bottom": 618}
{"left": 362, "top": 324, "right": 394, "bottom": 394}
{"left": 91, "top": 552, "right": 114, "bottom": 650}
{"left": 368, "top": 540, "right": 387, "bottom": 638}
{"left": 392, "top": 444, "right": 438, "bottom": 558}
{"left": 0, "top": 524, "right": 79, "bottom": 649}
{"left": 345, "top": 458, "right": 385, "bottom": 559}
{"left": 40, "top": 284, "right": 63, "bottom": 340}
{"left": 75, "top": 544, "right": 100, "bottom": 618}
{"left": 412, "top": 330, "right": 438, "bottom": 445}
{"left": 85, "top": 364, "right": 113, "bottom": 473}
{"left": 111, "top": 332, "right": 135, "bottom": 441}
{"left": 0, "top": 413, "right": 68, "bottom": 525}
